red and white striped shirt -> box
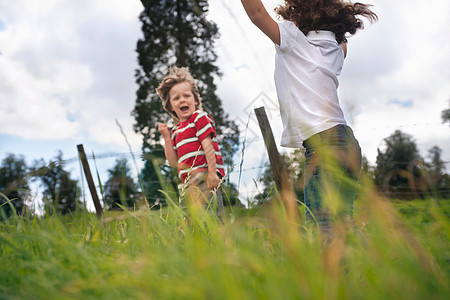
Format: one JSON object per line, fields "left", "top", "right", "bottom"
{"left": 171, "top": 110, "right": 225, "bottom": 183}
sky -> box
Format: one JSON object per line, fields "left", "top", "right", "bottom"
{"left": 0, "top": 0, "right": 449, "bottom": 207}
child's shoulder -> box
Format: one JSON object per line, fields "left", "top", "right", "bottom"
{"left": 192, "top": 109, "right": 211, "bottom": 119}
{"left": 193, "top": 109, "right": 207, "bottom": 116}
{"left": 193, "top": 110, "right": 215, "bottom": 124}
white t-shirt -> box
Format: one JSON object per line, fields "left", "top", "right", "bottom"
{"left": 274, "top": 21, "right": 347, "bottom": 148}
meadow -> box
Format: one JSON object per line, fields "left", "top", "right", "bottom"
{"left": 0, "top": 183, "right": 449, "bottom": 299}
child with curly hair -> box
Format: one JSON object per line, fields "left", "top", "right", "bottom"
{"left": 241, "top": 0, "right": 377, "bottom": 229}
{"left": 157, "top": 67, "right": 225, "bottom": 213}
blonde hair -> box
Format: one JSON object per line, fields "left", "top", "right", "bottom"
{"left": 156, "top": 67, "right": 202, "bottom": 120}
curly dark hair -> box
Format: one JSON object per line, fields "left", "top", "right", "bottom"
{"left": 275, "top": 0, "right": 378, "bottom": 43}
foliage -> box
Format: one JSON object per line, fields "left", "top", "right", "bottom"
{"left": 254, "top": 149, "right": 306, "bottom": 205}
{"left": 426, "top": 146, "right": 446, "bottom": 178}
{"left": 374, "top": 130, "right": 423, "bottom": 198}
{"left": 423, "top": 146, "right": 450, "bottom": 198}
{"left": 103, "top": 158, "right": 140, "bottom": 210}
{"left": 0, "top": 154, "right": 30, "bottom": 218}
{"left": 441, "top": 103, "right": 450, "bottom": 125}
{"left": 221, "top": 181, "right": 241, "bottom": 206}
{"left": 132, "top": 0, "right": 240, "bottom": 203}
{"left": 374, "top": 130, "right": 449, "bottom": 199}
{"left": 33, "top": 151, "right": 81, "bottom": 215}
{"left": 253, "top": 161, "right": 273, "bottom": 205}
{"left": 361, "top": 155, "right": 375, "bottom": 179}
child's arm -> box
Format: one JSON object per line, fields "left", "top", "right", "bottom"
{"left": 158, "top": 123, "right": 178, "bottom": 168}
{"left": 241, "top": 0, "right": 280, "bottom": 45}
{"left": 200, "top": 135, "right": 220, "bottom": 189}
{"left": 341, "top": 42, "right": 347, "bottom": 58}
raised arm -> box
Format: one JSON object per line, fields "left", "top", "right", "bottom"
{"left": 241, "top": 0, "right": 280, "bottom": 45}
{"left": 341, "top": 42, "right": 347, "bottom": 58}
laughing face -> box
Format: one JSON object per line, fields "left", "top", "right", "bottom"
{"left": 169, "top": 82, "right": 199, "bottom": 122}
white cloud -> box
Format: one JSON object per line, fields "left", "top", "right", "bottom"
{"left": 0, "top": 0, "right": 143, "bottom": 147}
{"left": 0, "top": 55, "right": 88, "bottom": 138}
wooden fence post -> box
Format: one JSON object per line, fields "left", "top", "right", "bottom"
{"left": 254, "top": 107, "right": 297, "bottom": 220}
{"left": 77, "top": 144, "right": 103, "bottom": 217}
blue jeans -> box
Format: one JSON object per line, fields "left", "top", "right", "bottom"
{"left": 303, "top": 125, "right": 362, "bottom": 228}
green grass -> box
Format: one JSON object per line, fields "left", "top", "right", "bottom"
{"left": 0, "top": 191, "right": 449, "bottom": 299}
{"left": 392, "top": 198, "right": 450, "bottom": 222}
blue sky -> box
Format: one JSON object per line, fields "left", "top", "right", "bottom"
{"left": 1, "top": 0, "right": 449, "bottom": 208}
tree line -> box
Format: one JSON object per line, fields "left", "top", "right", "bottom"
{"left": 0, "top": 153, "right": 136, "bottom": 218}
{"left": 2, "top": 125, "right": 448, "bottom": 218}
{"left": 253, "top": 128, "right": 450, "bottom": 206}
{"left": 0, "top": 151, "right": 241, "bottom": 218}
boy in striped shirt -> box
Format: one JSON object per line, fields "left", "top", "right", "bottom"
{"left": 156, "top": 67, "right": 225, "bottom": 210}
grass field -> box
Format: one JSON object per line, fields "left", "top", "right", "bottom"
{"left": 0, "top": 189, "right": 449, "bottom": 299}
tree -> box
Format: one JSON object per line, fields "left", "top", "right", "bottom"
{"left": 221, "top": 181, "right": 241, "bottom": 207}
{"left": 103, "top": 158, "right": 140, "bottom": 210}
{"left": 424, "top": 146, "right": 450, "bottom": 198}
{"left": 253, "top": 161, "right": 276, "bottom": 206}
{"left": 34, "top": 152, "right": 81, "bottom": 215}
{"left": 374, "top": 130, "right": 423, "bottom": 198}
{"left": 441, "top": 102, "right": 450, "bottom": 125}
{"left": 426, "top": 146, "right": 445, "bottom": 181}
{"left": 254, "top": 149, "right": 306, "bottom": 205}
{"left": 361, "top": 155, "right": 375, "bottom": 180}
{"left": 132, "top": 0, "right": 240, "bottom": 204}
{"left": 0, "top": 154, "right": 30, "bottom": 218}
